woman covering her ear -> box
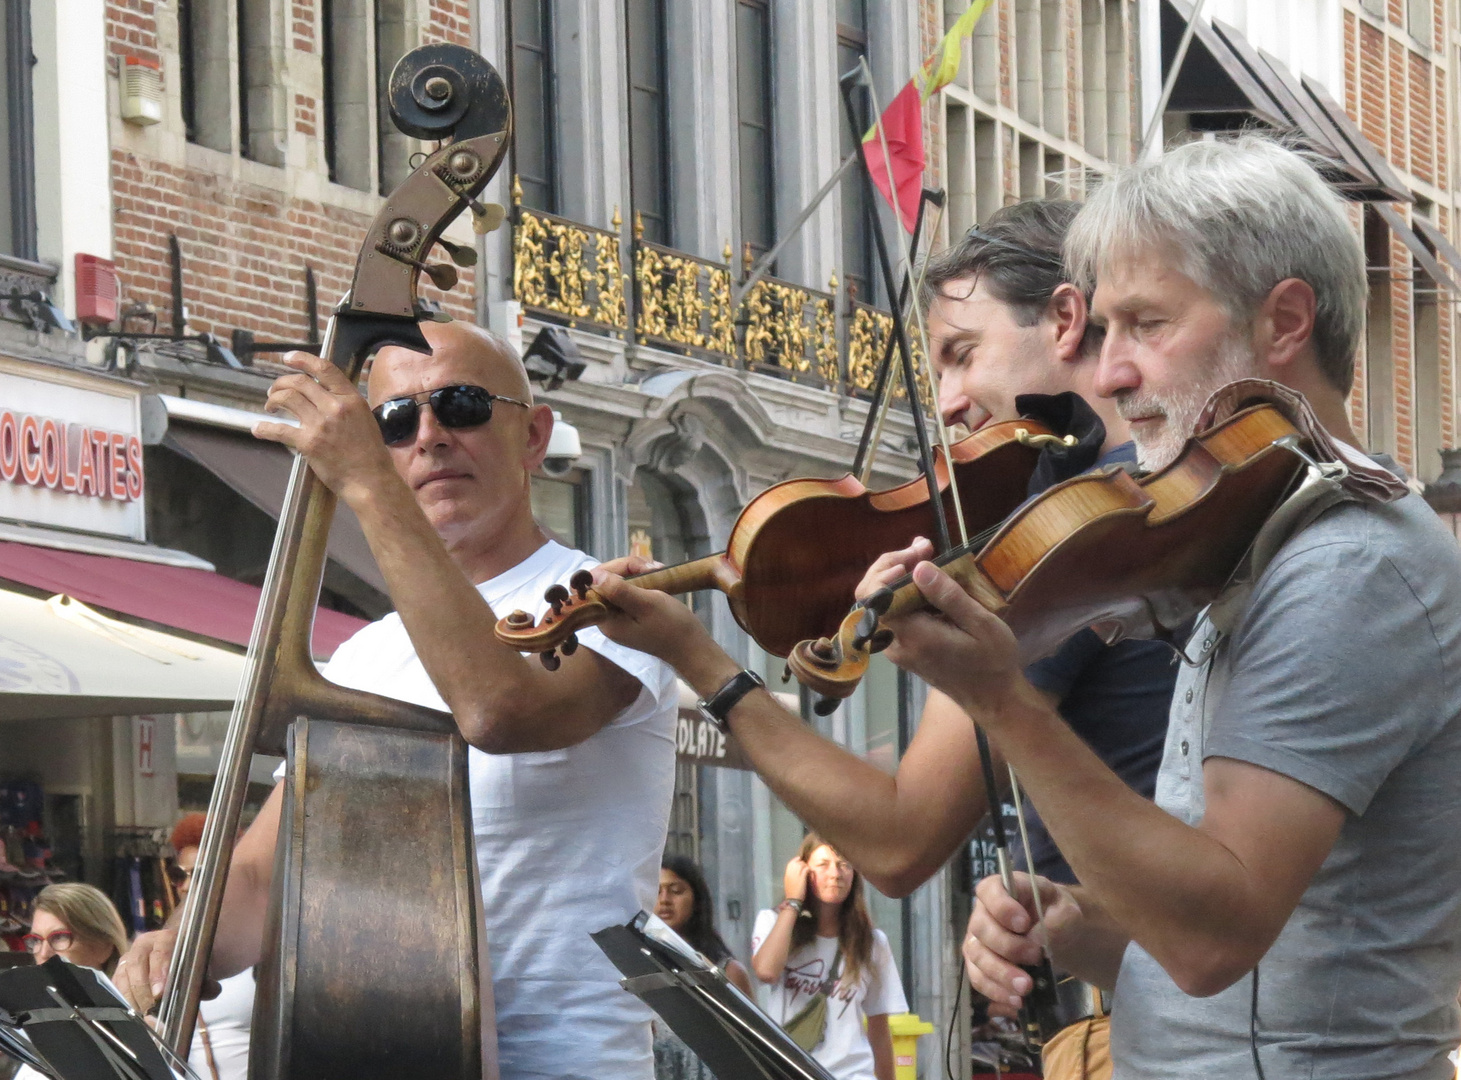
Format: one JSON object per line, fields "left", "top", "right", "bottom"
{"left": 751, "top": 835, "right": 906, "bottom": 1080}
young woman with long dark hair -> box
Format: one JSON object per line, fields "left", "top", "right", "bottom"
{"left": 652, "top": 854, "right": 752, "bottom": 1079}
{"left": 751, "top": 835, "right": 905, "bottom": 1080}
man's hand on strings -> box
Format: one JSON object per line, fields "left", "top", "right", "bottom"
{"left": 853, "top": 536, "right": 935, "bottom": 601}
{"left": 964, "top": 871, "right": 1078, "bottom": 1017}
{"left": 113, "top": 928, "right": 175, "bottom": 1013}
{"left": 113, "top": 929, "right": 219, "bottom": 1014}
{"left": 253, "top": 351, "right": 398, "bottom": 507}
{"left": 879, "top": 561, "right": 1036, "bottom": 724}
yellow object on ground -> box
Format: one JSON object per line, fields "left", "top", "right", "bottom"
{"left": 887, "top": 1013, "right": 935, "bottom": 1080}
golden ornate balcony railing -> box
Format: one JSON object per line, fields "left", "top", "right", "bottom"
{"left": 632, "top": 215, "right": 736, "bottom": 358}
{"left": 508, "top": 181, "right": 936, "bottom": 414}
{"left": 511, "top": 179, "right": 628, "bottom": 334}
{"left": 740, "top": 263, "right": 840, "bottom": 387}
{"left": 846, "top": 298, "right": 934, "bottom": 413}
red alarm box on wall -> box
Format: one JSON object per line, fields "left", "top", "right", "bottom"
{"left": 74, "top": 253, "right": 119, "bottom": 327}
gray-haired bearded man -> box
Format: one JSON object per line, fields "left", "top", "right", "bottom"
{"left": 872, "top": 137, "right": 1461, "bottom": 1078}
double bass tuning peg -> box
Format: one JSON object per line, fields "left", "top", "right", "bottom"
{"left": 436, "top": 237, "right": 479, "bottom": 268}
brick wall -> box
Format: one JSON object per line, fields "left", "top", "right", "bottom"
{"left": 1344, "top": 0, "right": 1455, "bottom": 478}
{"left": 104, "top": 0, "right": 475, "bottom": 365}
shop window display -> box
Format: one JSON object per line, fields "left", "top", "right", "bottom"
{"left": 0, "top": 780, "right": 62, "bottom": 953}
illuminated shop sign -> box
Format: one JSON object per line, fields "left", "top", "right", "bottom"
{"left": 0, "top": 410, "right": 143, "bottom": 500}
{"left": 0, "top": 364, "right": 146, "bottom": 540}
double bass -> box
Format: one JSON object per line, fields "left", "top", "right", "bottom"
{"left": 159, "top": 45, "right": 510, "bottom": 1080}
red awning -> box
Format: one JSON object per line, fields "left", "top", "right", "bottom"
{"left": 0, "top": 541, "right": 367, "bottom": 658}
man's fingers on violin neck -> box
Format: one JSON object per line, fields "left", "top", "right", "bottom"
{"left": 602, "top": 554, "right": 663, "bottom": 576}
{"left": 911, "top": 562, "right": 983, "bottom": 623}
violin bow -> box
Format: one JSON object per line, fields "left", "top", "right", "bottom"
{"left": 840, "top": 57, "right": 1061, "bottom": 1049}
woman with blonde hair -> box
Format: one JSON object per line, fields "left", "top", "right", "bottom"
{"left": 22, "top": 883, "right": 128, "bottom": 977}
{"left": 751, "top": 834, "right": 906, "bottom": 1080}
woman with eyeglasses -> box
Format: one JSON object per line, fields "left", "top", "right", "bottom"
{"left": 9, "top": 885, "right": 131, "bottom": 1080}
{"left": 21, "top": 883, "right": 129, "bottom": 976}
{"left": 170, "top": 813, "right": 254, "bottom": 1080}
{"left": 751, "top": 836, "right": 905, "bottom": 1080}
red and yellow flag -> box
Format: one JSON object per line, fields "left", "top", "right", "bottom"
{"left": 862, "top": 0, "right": 994, "bottom": 232}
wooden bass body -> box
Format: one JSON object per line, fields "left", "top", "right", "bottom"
{"left": 250, "top": 720, "right": 488, "bottom": 1080}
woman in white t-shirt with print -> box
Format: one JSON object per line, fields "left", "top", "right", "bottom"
{"left": 751, "top": 835, "right": 906, "bottom": 1080}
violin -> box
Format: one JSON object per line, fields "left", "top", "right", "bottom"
{"left": 494, "top": 418, "right": 1072, "bottom": 661}
{"left": 787, "top": 402, "right": 1308, "bottom": 708}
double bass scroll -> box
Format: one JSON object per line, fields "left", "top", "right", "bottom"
{"left": 159, "top": 44, "right": 511, "bottom": 1080}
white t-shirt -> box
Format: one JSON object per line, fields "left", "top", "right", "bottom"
{"left": 188, "top": 968, "right": 254, "bottom": 1080}
{"left": 750, "top": 910, "right": 908, "bottom": 1080}
{"left": 311, "top": 540, "right": 679, "bottom": 1080}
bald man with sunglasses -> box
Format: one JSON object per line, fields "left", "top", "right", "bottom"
{"left": 114, "top": 320, "right": 679, "bottom": 1080}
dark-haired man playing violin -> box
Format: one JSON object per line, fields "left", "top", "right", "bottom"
{"left": 590, "top": 200, "right": 1176, "bottom": 1024}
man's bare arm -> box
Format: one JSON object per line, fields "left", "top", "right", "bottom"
{"left": 340, "top": 475, "right": 642, "bottom": 752}
{"left": 254, "top": 353, "right": 641, "bottom": 754}
{"left": 114, "top": 783, "right": 283, "bottom": 1013}
{"left": 588, "top": 572, "right": 1023, "bottom": 897}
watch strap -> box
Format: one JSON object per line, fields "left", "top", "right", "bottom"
{"left": 698, "top": 669, "right": 765, "bottom": 729}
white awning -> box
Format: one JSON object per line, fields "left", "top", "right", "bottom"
{"left": 0, "top": 590, "right": 244, "bottom": 721}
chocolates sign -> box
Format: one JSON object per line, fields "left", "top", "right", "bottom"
{"left": 0, "top": 410, "right": 143, "bottom": 500}
{"left": 0, "top": 363, "right": 146, "bottom": 540}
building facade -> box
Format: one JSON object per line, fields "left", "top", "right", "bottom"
{"left": 1149, "top": 0, "right": 1461, "bottom": 489}
{"left": 1, "top": 0, "right": 1013, "bottom": 1061}
{"left": 37, "top": 0, "right": 1461, "bottom": 1071}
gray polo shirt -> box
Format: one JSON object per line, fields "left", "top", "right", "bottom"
{"left": 1110, "top": 487, "right": 1461, "bottom": 1079}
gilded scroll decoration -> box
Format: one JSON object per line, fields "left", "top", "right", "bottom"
{"left": 633, "top": 226, "right": 734, "bottom": 359}
{"left": 511, "top": 177, "right": 628, "bottom": 332}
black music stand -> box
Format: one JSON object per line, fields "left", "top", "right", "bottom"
{"left": 0, "top": 958, "right": 182, "bottom": 1080}
{"left": 593, "top": 912, "right": 836, "bottom": 1080}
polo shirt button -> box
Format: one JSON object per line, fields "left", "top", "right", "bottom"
{"left": 1181, "top": 739, "right": 1190, "bottom": 755}
{"left": 1185, "top": 688, "right": 1193, "bottom": 703}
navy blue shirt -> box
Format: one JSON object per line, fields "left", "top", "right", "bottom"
{"left": 1016, "top": 442, "right": 1176, "bottom": 884}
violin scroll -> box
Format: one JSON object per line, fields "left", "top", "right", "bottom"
{"left": 498, "top": 570, "right": 604, "bottom": 662}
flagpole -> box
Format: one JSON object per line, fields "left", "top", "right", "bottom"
{"left": 731, "top": 152, "right": 859, "bottom": 311}
{"left": 858, "top": 57, "right": 969, "bottom": 546}
{"left": 837, "top": 66, "right": 953, "bottom": 557}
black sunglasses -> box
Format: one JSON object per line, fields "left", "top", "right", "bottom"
{"left": 371, "top": 384, "right": 531, "bottom": 447}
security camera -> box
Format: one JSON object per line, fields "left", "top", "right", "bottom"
{"left": 541, "top": 410, "right": 582, "bottom": 477}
